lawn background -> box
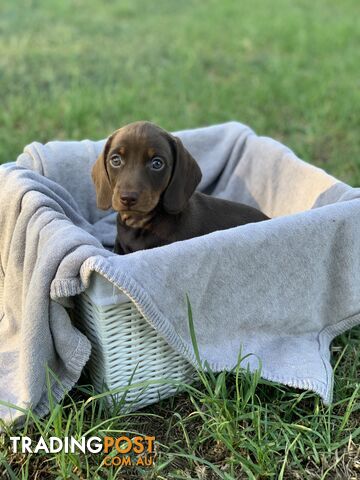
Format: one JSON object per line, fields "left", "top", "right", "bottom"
{"left": 0, "top": 0, "right": 359, "bottom": 479}
{"left": 1, "top": 0, "right": 359, "bottom": 185}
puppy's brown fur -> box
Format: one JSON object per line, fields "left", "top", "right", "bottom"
{"left": 92, "top": 121, "right": 269, "bottom": 254}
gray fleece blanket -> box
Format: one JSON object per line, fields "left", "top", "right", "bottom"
{"left": 1, "top": 122, "right": 360, "bottom": 426}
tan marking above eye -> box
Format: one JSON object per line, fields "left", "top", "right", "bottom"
{"left": 147, "top": 148, "right": 156, "bottom": 157}
{"left": 119, "top": 147, "right": 126, "bottom": 156}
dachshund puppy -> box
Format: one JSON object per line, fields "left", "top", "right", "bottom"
{"left": 92, "top": 121, "right": 269, "bottom": 254}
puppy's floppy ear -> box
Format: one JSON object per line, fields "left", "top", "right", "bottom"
{"left": 91, "top": 133, "right": 116, "bottom": 210}
{"left": 162, "top": 136, "right": 202, "bottom": 214}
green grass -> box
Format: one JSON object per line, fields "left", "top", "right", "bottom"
{"left": 0, "top": 0, "right": 359, "bottom": 183}
{"left": 0, "top": 316, "right": 359, "bottom": 479}
{"left": 0, "top": 0, "right": 359, "bottom": 478}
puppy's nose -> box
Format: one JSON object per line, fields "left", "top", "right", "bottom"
{"left": 120, "top": 192, "right": 139, "bottom": 207}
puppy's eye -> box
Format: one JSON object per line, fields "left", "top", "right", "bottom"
{"left": 110, "top": 154, "right": 123, "bottom": 168}
{"left": 150, "top": 157, "right": 165, "bottom": 171}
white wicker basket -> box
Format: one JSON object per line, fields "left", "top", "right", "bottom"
{"left": 73, "top": 272, "right": 195, "bottom": 409}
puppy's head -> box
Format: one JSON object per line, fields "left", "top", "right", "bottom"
{"left": 92, "top": 121, "right": 202, "bottom": 216}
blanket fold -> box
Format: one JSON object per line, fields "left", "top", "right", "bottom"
{"left": 1, "top": 122, "right": 359, "bottom": 425}
{"left": 0, "top": 167, "right": 112, "bottom": 425}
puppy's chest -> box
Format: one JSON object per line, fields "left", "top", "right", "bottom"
{"left": 115, "top": 218, "right": 168, "bottom": 254}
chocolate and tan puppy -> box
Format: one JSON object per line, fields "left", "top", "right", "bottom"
{"left": 92, "top": 121, "right": 269, "bottom": 254}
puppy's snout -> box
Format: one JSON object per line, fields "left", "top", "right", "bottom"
{"left": 119, "top": 192, "right": 139, "bottom": 208}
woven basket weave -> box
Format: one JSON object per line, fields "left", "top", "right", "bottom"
{"left": 73, "top": 273, "right": 195, "bottom": 409}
